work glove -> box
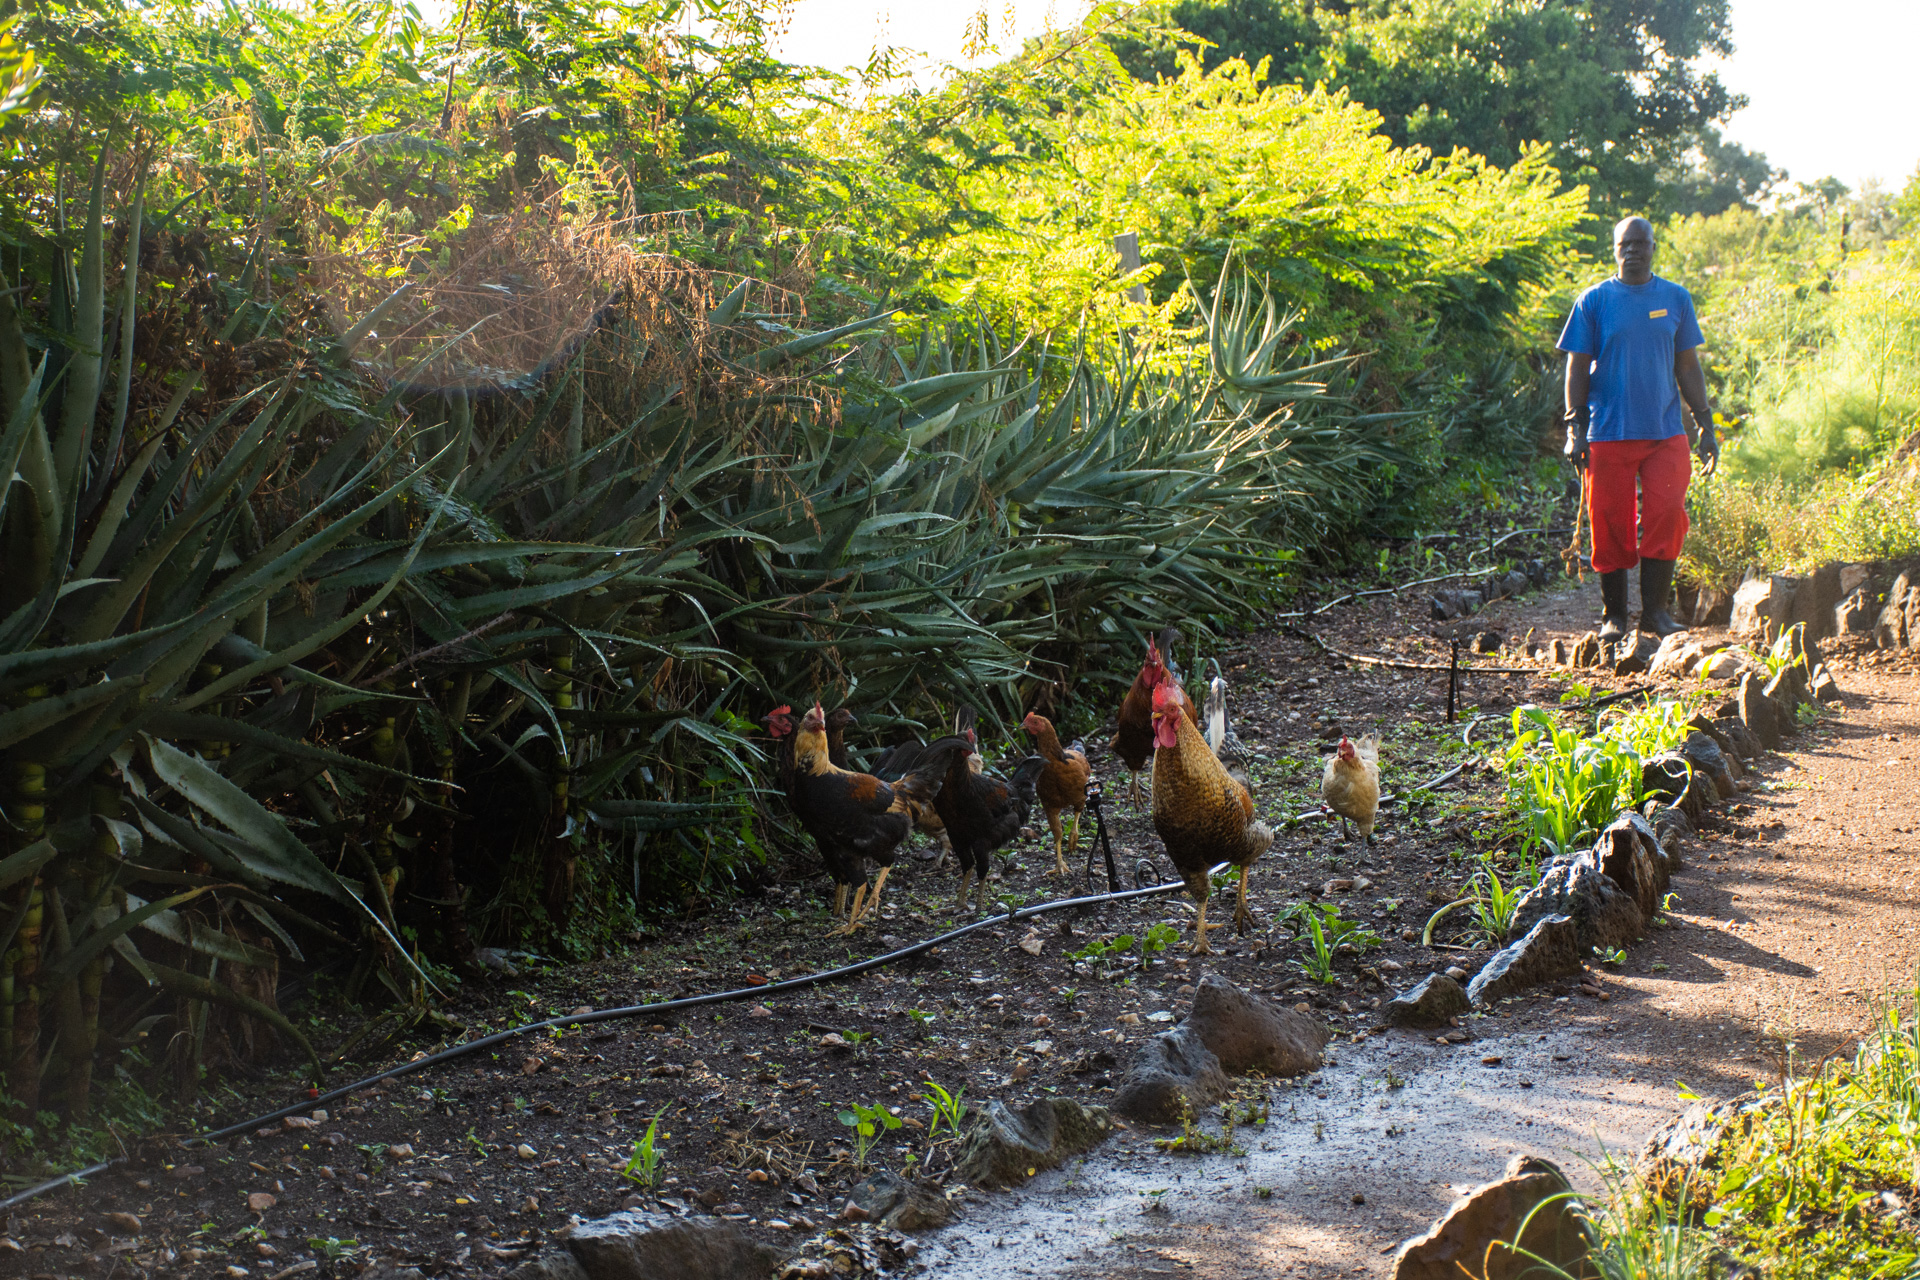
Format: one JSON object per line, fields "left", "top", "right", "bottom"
{"left": 1563, "top": 416, "right": 1590, "bottom": 471}
{"left": 1696, "top": 424, "right": 1720, "bottom": 475}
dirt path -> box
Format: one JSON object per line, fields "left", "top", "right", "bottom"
{"left": 927, "top": 574, "right": 1920, "bottom": 1280}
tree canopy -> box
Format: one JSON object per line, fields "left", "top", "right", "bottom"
{"left": 1111, "top": 0, "right": 1775, "bottom": 216}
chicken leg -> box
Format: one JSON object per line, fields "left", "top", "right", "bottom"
{"left": 836, "top": 866, "right": 890, "bottom": 935}
{"left": 832, "top": 882, "right": 849, "bottom": 919}
{"left": 1233, "top": 865, "right": 1254, "bottom": 935}
{"left": 832, "top": 881, "right": 870, "bottom": 936}
{"left": 955, "top": 868, "right": 974, "bottom": 915}
{"left": 1190, "top": 897, "right": 1226, "bottom": 955}
{"left": 1046, "top": 809, "right": 1068, "bottom": 877}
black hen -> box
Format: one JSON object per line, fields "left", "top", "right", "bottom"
{"left": 931, "top": 714, "right": 1044, "bottom": 914}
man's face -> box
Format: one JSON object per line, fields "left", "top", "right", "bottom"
{"left": 1613, "top": 218, "right": 1654, "bottom": 280}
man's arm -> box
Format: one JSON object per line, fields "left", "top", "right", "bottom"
{"left": 1674, "top": 347, "right": 1719, "bottom": 474}
{"left": 1562, "top": 352, "right": 1592, "bottom": 469}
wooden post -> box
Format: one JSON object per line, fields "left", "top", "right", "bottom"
{"left": 1113, "top": 232, "right": 1147, "bottom": 305}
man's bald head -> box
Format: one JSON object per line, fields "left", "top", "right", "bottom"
{"left": 1613, "top": 216, "right": 1655, "bottom": 285}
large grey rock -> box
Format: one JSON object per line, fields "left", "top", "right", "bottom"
{"left": 1875, "top": 573, "right": 1912, "bottom": 649}
{"left": 1593, "top": 812, "right": 1674, "bottom": 907}
{"left": 1509, "top": 859, "right": 1643, "bottom": 953}
{"left": 1611, "top": 632, "right": 1659, "bottom": 676}
{"left": 1392, "top": 1154, "right": 1593, "bottom": 1280}
{"left": 1684, "top": 716, "right": 1743, "bottom": 777}
{"left": 1811, "top": 663, "right": 1842, "bottom": 704}
{"left": 1647, "top": 633, "right": 1705, "bottom": 680}
{"left": 1651, "top": 803, "right": 1691, "bottom": 848}
{"left": 1840, "top": 563, "right": 1870, "bottom": 596}
{"left": 1680, "top": 731, "right": 1737, "bottom": 796}
{"left": 1110, "top": 1025, "right": 1231, "bottom": 1125}
{"left": 1568, "top": 631, "right": 1601, "bottom": 668}
{"left": 1786, "top": 562, "right": 1843, "bottom": 641}
{"left": 1737, "top": 671, "right": 1784, "bottom": 749}
{"left": 1730, "top": 572, "right": 1796, "bottom": 640}
{"left": 1638, "top": 1091, "right": 1775, "bottom": 1195}
{"left": 1762, "top": 668, "right": 1805, "bottom": 729}
{"left": 1641, "top": 752, "right": 1715, "bottom": 821}
{"left": 1714, "top": 715, "right": 1762, "bottom": 764}
{"left": 1835, "top": 586, "right": 1878, "bottom": 637}
{"left": 844, "top": 1172, "right": 953, "bottom": 1232}
{"left": 567, "top": 1209, "right": 789, "bottom": 1280}
{"left": 1467, "top": 916, "right": 1584, "bottom": 1006}
{"left": 1185, "top": 974, "right": 1328, "bottom": 1076}
{"left": 1383, "top": 973, "right": 1471, "bottom": 1028}
{"left": 954, "top": 1097, "right": 1113, "bottom": 1187}
{"left": 1689, "top": 584, "right": 1732, "bottom": 627}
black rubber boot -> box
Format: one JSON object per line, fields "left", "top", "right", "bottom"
{"left": 1639, "top": 558, "right": 1686, "bottom": 636}
{"left": 1597, "top": 569, "right": 1631, "bottom": 641}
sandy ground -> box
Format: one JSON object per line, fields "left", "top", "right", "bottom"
{"left": 927, "top": 574, "right": 1920, "bottom": 1279}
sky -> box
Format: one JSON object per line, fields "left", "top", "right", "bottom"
{"left": 772, "top": 0, "right": 1920, "bottom": 193}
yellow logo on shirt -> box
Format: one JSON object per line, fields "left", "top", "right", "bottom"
{"left": 1648, "top": 308, "right": 1668, "bottom": 318}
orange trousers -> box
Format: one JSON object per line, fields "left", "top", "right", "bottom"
{"left": 1587, "top": 434, "right": 1691, "bottom": 574}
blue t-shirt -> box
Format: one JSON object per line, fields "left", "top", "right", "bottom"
{"left": 1556, "top": 276, "right": 1704, "bottom": 442}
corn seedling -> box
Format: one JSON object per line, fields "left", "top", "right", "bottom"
{"left": 919, "top": 1080, "right": 969, "bottom": 1145}
{"left": 621, "top": 1110, "right": 669, "bottom": 1189}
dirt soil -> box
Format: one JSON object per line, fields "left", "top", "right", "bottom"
{"left": 6, "top": 554, "right": 1918, "bottom": 1280}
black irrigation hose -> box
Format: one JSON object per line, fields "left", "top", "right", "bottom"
{"left": 1270, "top": 526, "right": 1573, "bottom": 623}
{"left": 0, "top": 874, "right": 1205, "bottom": 1214}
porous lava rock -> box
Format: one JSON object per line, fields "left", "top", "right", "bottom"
{"left": 954, "top": 1097, "right": 1114, "bottom": 1187}
{"left": 1593, "top": 812, "right": 1674, "bottom": 906}
{"left": 566, "top": 1209, "right": 790, "bottom": 1280}
{"left": 1785, "top": 561, "right": 1843, "bottom": 641}
{"left": 1383, "top": 973, "right": 1471, "bottom": 1028}
{"left": 1679, "top": 731, "right": 1737, "bottom": 796}
{"left": 1509, "top": 859, "right": 1643, "bottom": 953}
{"left": 1466, "top": 916, "right": 1584, "bottom": 1007}
{"left": 1737, "top": 672, "right": 1785, "bottom": 749}
{"left": 1110, "top": 1025, "right": 1230, "bottom": 1125}
{"left": 1730, "top": 572, "right": 1796, "bottom": 640}
{"left": 1392, "top": 1154, "right": 1594, "bottom": 1280}
{"left": 1568, "top": 631, "right": 1601, "bottom": 668}
{"left": 1184, "top": 974, "right": 1329, "bottom": 1076}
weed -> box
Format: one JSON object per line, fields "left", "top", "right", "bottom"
{"left": 621, "top": 1110, "right": 670, "bottom": 1189}
{"left": 1595, "top": 946, "right": 1626, "bottom": 966}
{"left": 919, "top": 1079, "right": 969, "bottom": 1145}
{"left": 307, "top": 1238, "right": 363, "bottom": 1261}
{"left": 1296, "top": 912, "right": 1338, "bottom": 985}
{"left": 837, "top": 1101, "right": 902, "bottom": 1169}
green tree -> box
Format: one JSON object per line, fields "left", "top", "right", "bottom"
{"left": 1112, "top": 0, "right": 1746, "bottom": 213}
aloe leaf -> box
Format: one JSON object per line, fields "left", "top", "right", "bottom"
{"left": 0, "top": 836, "right": 57, "bottom": 892}
{"left": 52, "top": 150, "right": 107, "bottom": 492}
{"left": 144, "top": 736, "right": 349, "bottom": 904}
{"left": 40, "top": 887, "right": 211, "bottom": 987}
{"left": 0, "top": 677, "right": 137, "bottom": 752}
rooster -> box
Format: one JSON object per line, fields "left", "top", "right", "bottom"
{"left": 1150, "top": 681, "right": 1272, "bottom": 954}
{"left": 1321, "top": 735, "right": 1381, "bottom": 844}
{"left": 933, "top": 715, "right": 1044, "bottom": 915}
{"left": 787, "top": 704, "right": 965, "bottom": 933}
{"left": 1204, "top": 659, "right": 1253, "bottom": 795}
{"left": 1111, "top": 629, "right": 1197, "bottom": 804}
{"left": 1020, "top": 712, "right": 1092, "bottom": 876}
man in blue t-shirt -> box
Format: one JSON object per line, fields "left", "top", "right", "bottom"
{"left": 1557, "top": 216, "right": 1720, "bottom": 640}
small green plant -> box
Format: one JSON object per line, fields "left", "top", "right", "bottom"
{"left": 307, "top": 1238, "right": 362, "bottom": 1262}
{"left": 621, "top": 1110, "right": 669, "bottom": 1189}
{"left": 837, "top": 1101, "right": 903, "bottom": 1169}
{"left": 1595, "top": 946, "right": 1626, "bottom": 966}
{"left": 1140, "top": 922, "right": 1182, "bottom": 965}
{"left": 1059, "top": 987, "right": 1080, "bottom": 1009}
{"left": 907, "top": 1009, "right": 936, "bottom": 1034}
{"left": 920, "top": 1079, "right": 969, "bottom": 1145}
{"left": 464, "top": 1128, "right": 487, "bottom": 1158}
{"left": 1067, "top": 933, "right": 1137, "bottom": 964}
{"left": 1296, "top": 912, "right": 1338, "bottom": 984}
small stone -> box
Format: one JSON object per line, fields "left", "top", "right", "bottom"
{"left": 282, "top": 1116, "right": 317, "bottom": 1131}
{"left": 1325, "top": 878, "right": 1355, "bottom": 894}
{"left": 255, "top": 1242, "right": 279, "bottom": 1258}
{"left": 105, "top": 1212, "right": 142, "bottom": 1233}
{"left": 516, "top": 1144, "right": 538, "bottom": 1161}
{"left": 247, "top": 1192, "right": 277, "bottom": 1213}
{"left": 521, "top": 1056, "right": 543, "bottom": 1075}
{"left": 387, "top": 1143, "right": 414, "bottom": 1161}
{"left": 1018, "top": 929, "right": 1044, "bottom": 956}
{"left": 310, "top": 1109, "right": 329, "bottom": 1122}
{"left": 1481, "top": 1056, "right": 1503, "bottom": 1066}
{"left": 1116, "top": 1012, "right": 1141, "bottom": 1025}
{"left": 522, "top": 1195, "right": 540, "bottom": 1214}
{"left": 747, "top": 1005, "right": 773, "bottom": 1018}
{"left": 1444, "top": 966, "right": 1468, "bottom": 982}
{"left": 169, "top": 1164, "right": 205, "bottom": 1180}
{"left": 228, "top": 1268, "right": 251, "bottom": 1278}
{"left": 1382, "top": 973, "right": 1470, "bottom": 1029}
{"left": 1351, "top": 1192, "right": 1366, "bottom": 1205}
